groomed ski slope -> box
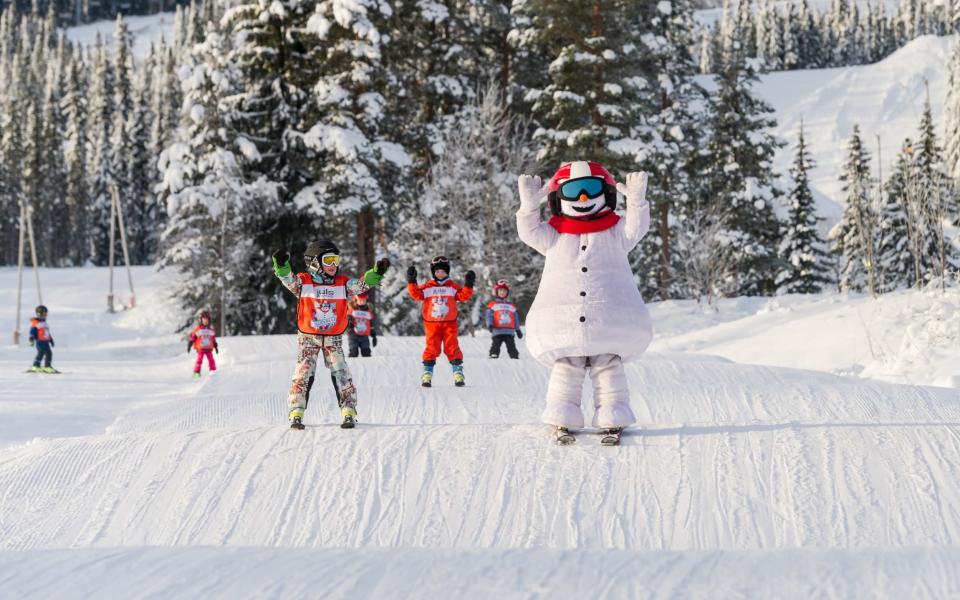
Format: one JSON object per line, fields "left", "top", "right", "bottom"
{"left": 2, "top": 267, "right": 960, "bottom": 598}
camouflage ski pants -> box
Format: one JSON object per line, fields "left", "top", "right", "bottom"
{"left": 288, "top": 333, "right": 357, "bottom": 419}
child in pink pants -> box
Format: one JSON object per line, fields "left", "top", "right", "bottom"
{"left": 188, "top": 310, "right": 219, "bottom": 377}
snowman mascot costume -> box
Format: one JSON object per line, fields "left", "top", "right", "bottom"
{"left": 516, "top": 161, "right": 653, "bottom": 445}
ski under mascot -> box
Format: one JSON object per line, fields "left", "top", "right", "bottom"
{"left": 516, "top": 161, "right": 653, "bottom": 444}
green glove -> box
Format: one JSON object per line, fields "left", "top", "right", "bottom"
{"left": 363, "top": 258, "right": 390, "bottom": 286}
{"left": 272, "top": 253, "right": 291, "bottom": 278}
{"left": 363, "top": 268, "right": 384, "bottom": 287}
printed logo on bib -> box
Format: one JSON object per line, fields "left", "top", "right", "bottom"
{"left": 301, "top": 284, "right": 348, "bottom": 301}
{"left": 430, "top": 297, "right": 450, "bottom": 319}
{"left": 496, "top": 312, "right": 513, "bottom": 326}
{"left": 355, "top": 319, "right": 369, "bottom": 334}
{"left": 312, "top": 302, "right": 339, "bottom": 330}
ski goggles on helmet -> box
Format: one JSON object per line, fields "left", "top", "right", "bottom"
{"left": 308, "top": 253, "right": 341, "bottom": 271}
{"left": 558, "top": 176, "right": 606, "bottom": 201}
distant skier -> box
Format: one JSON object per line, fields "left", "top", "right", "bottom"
{"left": 485, "top": 279, "right": 522, "bottom": 359}
{"left": 406, "top": 256, "right": 475, "bottom": 387}
{"left": 346, "top": 293, "right": 378, "bottom": 358}
{"left": 273, "top": 240, "right": 390, "bottom": 430}
{"left": 187, "top": 310, "right": 218, "bottom": 377}
{"left": 516, "top": 161, "right": 653, "bottom": 446}
{"left": 28, "top": 305, "right": 57, "bottom": 373}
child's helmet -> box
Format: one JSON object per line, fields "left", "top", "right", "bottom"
{"left": 493, "top": 279, "right": 510, "bottom": 296}
{"left": 547, "top": 161, "right": 618, "bottom": 217}
{"left": 305, "top": 240, "right": 340, "bottom": 275}
{"left": 430, "top": 255, "right": 451, "bottom": 279}
{"left": 35, "top": 305, "right": 48, "bottom": 317}
{"left": 198, "top": 310, "right": 211, "bottom": 323}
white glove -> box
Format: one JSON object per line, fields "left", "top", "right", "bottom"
{"left": 517, "top": 174, "right": 549, "bottom": 212}
{"left": 616, "top": 172, "right": 649, "bottom": 207}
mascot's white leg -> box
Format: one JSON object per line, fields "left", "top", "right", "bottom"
{"left": 589, "top": 354, "right": 636, "bottom": 428}
{"left": 542, "top": 357, "right": 587, "bottom": 428}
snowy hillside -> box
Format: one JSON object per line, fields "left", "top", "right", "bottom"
{"left": 3, "top": 267, "right": 960, "bottom": 597}
{"left": 65, "top": 11, "right": 175, "bottom": 60}
{"left": 756, "top": 34, "right": 955, "bottom": 222}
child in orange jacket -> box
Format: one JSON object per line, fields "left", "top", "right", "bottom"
{"left": 188, "top": 310, "right": 218, "bottom": 377}
{"left": 406, "top": 255, "right": 475, "bottom": 387}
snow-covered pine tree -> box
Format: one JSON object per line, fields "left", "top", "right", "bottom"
{"left": 519, "top": 0, "right": 653, "bottom": 208}
{"left": 703, "top": 0, "right": 785, "bottom": 296}
{"left": 913, "top": 89, "right": 958, "bottom": 284}
{"left": 637, "top": 0, "right": 708, "bottom": 300}
{"left": 125, "top": 50, "right": 156, "bottom": 263}
{"left": 37, "top": 60, "right": 68, "bottom": 264}
{"left": 778, "top": 120, "right": 829, "bottom": 293}
{"left": 946, "top": 39, "right": 960, "bottom": 183}
{"left": 159, "top": 26, "right": 280, "bottom": 335}
{"left": 298, "top": 0, "right": 412, "bottom": 278}
{"left": 781, "top": 3, "right": 800, "bottom": 70}
{"left": 217, "top": 0, "right": 320, "bottom": 333}
{"left": 876, "top": 143, "right": 914, "bottom": 291}
{"left": 828, "top": 125, "right": 877, "bottom": 294}
{"left": 384, "top": 82, "right": 541, "bottom": 333}
{"left": 87, "top": 33, "right": 115, "bottom": 264}
{"left": 62, "top": 44, "right": 89, "bottom": 265}
{"left": 110, "top": 14, "right": 135, "bottom": 253}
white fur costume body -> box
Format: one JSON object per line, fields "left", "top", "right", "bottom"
{"left": 517, "top": 166, "right": 653, "bottom": 429}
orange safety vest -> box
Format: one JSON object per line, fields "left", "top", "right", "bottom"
{"left": 30, "top": 318, "right": 51, "bottom": 341}
{"left": 487, "top": 301, "right": 518, "bottom": 329}
{"left": 191, "top": 325, "right": 216, "bottom": 350}
{"left": 419, "top": 281, "right": 461, "bottom": 322}
{"left": 297, "top": 272, "right": 350, "bottom": 335}
{"left": 349, "top": 307, "right": 374, "bottom": 337}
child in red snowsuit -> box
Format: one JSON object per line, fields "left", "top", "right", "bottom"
{"left": 406, "top": 256, "right": 475, "bottom": 387}
{"left": 188, "top": 310, "right": 218, "bottom": 377}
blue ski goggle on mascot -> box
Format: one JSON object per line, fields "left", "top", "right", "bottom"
{"left": 558, "top": 176, "right": 606, "bottom": 201}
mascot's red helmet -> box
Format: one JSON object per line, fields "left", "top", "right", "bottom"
{"left": 547, "top": 161, "right": 618, "bottom": 216}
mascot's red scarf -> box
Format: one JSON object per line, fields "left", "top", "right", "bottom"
{"left": 548, "top": 209, "right": 620, "bottom": 234}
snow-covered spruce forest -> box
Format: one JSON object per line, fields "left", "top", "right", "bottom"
{"left": 2, "top": 0, "right": 960, "bottom": 335}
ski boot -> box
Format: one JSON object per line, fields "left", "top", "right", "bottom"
{"left": 28, "top": 365, "right": 42, "bottom": 373}
{"left": 489, "top": 352, "right": 499, "bottom": 359}
{"left": 555, "top": 426, "right": 576, "bottom": 446}
{"left": 421, "top": 364, "right": 434, "bottom": 388}
{"left": 600, "top": 428, "right": 623, "bottom": 446}
{"left": 452, "top": 364, "right": 465, "bottom": 387}
{"left": 289, "top": 409, "right": 305, "bottom": 430}
{"left": 41, "top": 366, "right": 58, "bottom": 374}
{"left": 192, "top": 371, "right": 201, "bottom": 378}
{"left": 341, "top": 407, "right": 357, "bottom": 429}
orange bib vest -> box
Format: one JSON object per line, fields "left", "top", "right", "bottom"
{"left": 192, "top": 325, "right": 216, "bottom": 350}
{"left": 349, "top": 308, "right": 374, "bottom": 337}
{"left": 420, "top": 282, "right": 460, "bottom": 322}
{"left": 487, "top": 301, "right": 518, "bottom": 329}
{"left": 297, "top": 273, "right": 350, "bottom": 335}
{"left": 31, "top": 318, "right": 51, "bottom": 341}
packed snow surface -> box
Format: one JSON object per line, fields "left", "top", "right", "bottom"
{"left": 65, "top": 11, "right": 176, "bottom": 60}
{"left": 2, "top": 267, "right": 960, "bottom": 598}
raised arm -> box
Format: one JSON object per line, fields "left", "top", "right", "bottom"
{"left": 456, "top": 270, "right": 476, "bottom": 302}
{"left": 516, "top": 175, "right": 558, "bottom": 256}
{"left": 616, "top": 172, "right": 651, "bottom": 252}
{"left": 406, "top": 265, "right": 424, "bottom": 301}
{"left": 272, "top": 250, "right": 302, "bottom": 296}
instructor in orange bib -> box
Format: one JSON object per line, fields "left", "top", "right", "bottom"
{"left": 406, "top": 256, "right": 475, "bottom": 387}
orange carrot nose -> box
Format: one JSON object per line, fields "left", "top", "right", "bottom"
{"left": 579, "top": 193, "right": 588, "bottom": 201}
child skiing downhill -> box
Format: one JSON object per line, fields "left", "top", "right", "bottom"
{"left": 187, "top": 310, "right": 218, "bottom": 377}
{"left": 273, "top": 240, "right": 390, "bottom": 430}
{"left": 406, "top": 256, "right": 476, "bottom": 387}
{"left": 28, "top": 305, "right": 57, "bottom": 373}
{"left": 516, "top": 161, "right": 653, "bottom": 446}
{"left": 485, "top": 279, "right": 523, "bottom": 359}
{"left": 346, "top": 293, "right": 378, "bottom": 357}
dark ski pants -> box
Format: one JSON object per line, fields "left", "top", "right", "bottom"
{"left": 348, "top": 335, "right": 371, "bottom": 357}
{"left": 33, "top": 342, "right": 52, "bottom": 368}
{"left": 489, "top": 334, "right": 519, "bottom": 359}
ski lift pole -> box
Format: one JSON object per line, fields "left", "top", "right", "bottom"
{"left": 13, "top": 201, "right": 25, "bottom": 345}
{"left": 111, "top": 185, "right": 136, "bottom": 308}
{"left": 107, "top": 184, "right": 116, "bottom": 313}
{"left": 25, "top": 200, "right": 42, "bottom": 306}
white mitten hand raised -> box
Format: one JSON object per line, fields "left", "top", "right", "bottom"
{"left": 616, "top": 172, "right": 649, "bottom": 207}
{"left": 517, "top": 174, "right": 549, "bottom": 212}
